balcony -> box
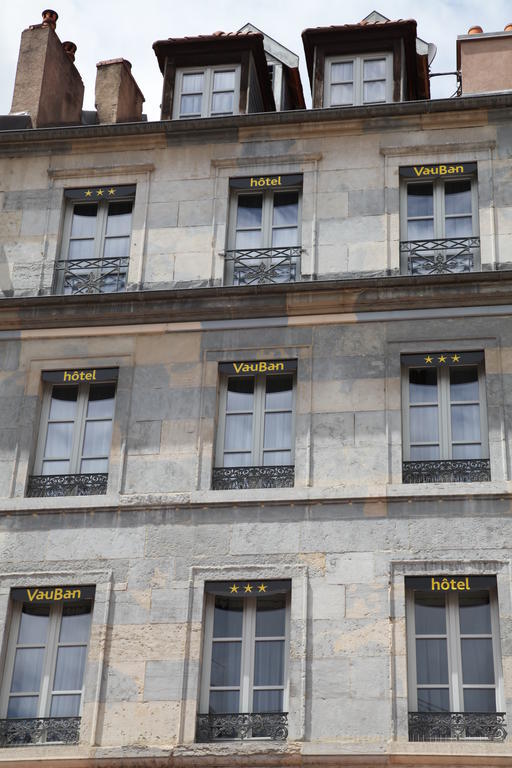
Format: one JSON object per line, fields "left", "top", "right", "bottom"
{"left": 196, "top": 712, "right": 288, "bottom": 741}
{"left": 224, "top": 247, "right": 302, "bottom": 286}
{"left": 212, "top": 465, "right": 295, "bottom": 490}
{"left": 402, "top": 459, "right": 490, "bottom": 484}
{"left": 0, "top": 717, "right": 80, "bottom": 746}
{"left": 53, "top": 256, "right": 129, "bottom": 295}
{"left": 408, "top": 712, "right": 507, "bottom": 742}
{"left": 401, "top": 237, "right": 480, "bottom": 275}
{"left": 27, "top": 473, "right": 108, "bottom": 497}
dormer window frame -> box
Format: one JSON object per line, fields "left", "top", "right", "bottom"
{"left": 173, "top": 64, "right": 241, "bottom": 119}
{"left": 324, "top": 51, "right": 393, "bottom": 107}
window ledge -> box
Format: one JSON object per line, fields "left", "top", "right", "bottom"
{"left": 0, "top": 717, "right": 80, "bottom": 747}
{"left": 408, "top": 711, "right": 507, "bottom": 742}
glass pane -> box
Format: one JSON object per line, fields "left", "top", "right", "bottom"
{"left": 213, "top": 70, "right": 235, "bottom": 90}
{"left": 106, "top": 201, "right": 132, "bottom": 236}
{"left": 414, "top": 594, "right": 446, "bottom": 635}
{"left": 407, "top": 184, "right": 434, "bottom": 218}
{"left": 44, "top": 422, "right": 74, "bottom": 459}
{"left": 263, "top": 450, "right": 292, "bottom": 465}
{"left": 70, "top": 205, "right": 97, "bottom": 237}
{"left": 7, "top": 696, "right": 39, "bottom": 718}
{"left": 264, "top": 412, "right": 292, "bottom": 450}
{"left": 49, "top": 386, "right": 78, "bottom": 419}
{"left": 18, "top": 604, "right": 50, "bottom": 644}
{"left": 461, "top": 639, "right": 495, "bottom": 684}
{"left": 226, "top": 377, "right": 254, "bottom": 411}
{"left": 416, "top": 638, "right": 449, "bottom": 684}
{"left": 223, "top": 452, "right": 252, "bottom": 467}
{"left": 180, "top": 94, "right": 202, "bottom": 115}
{"left": 60, "top": 603, "right": 92, "bottom": 643}
{"left": 213, "top": 596, "right": 243, "bottom": 638}
{"left": 236, "top": 196, "right": 263, "bottom": 229}
{"left": 273, "top": 193, "right": 299, "bottom": 228}
{"left": 450, "top": 367, "right": 478, "bottom": 401}
{"left": 225, "top": 414, "right": 253, "bottom": 452}
{"left": 445, "top": 180, "right": 472, "bottom": 215}
{"left": 331, "top": 61, "right": 353, "bottom": 82}
{"left": 50, "top": 694, "right": 81, "bottom": 717}
{"left": 445, "top": 216, "right": 473, "bottom": 237}
{"left": 254, "top": 640, "right": 284, "bottom": 686}
{"left": 459, "top": 591, "right": 492, "bottom": 635}
{"left": 82, "top": 420, "right": 113, "bottom": 457}
{"left": 210, "top": 641, "right": 241, "bottom": 687}
{"left": 452, "top": 444, "right": 482, "bottom": 459}
{"left": 272, "top": 227, "right": 298, "bottom": 247}
{"left": 463, "top": 688, "right": 496, "bottom": 712}
{"left": 235, "top": 229, "right": 262, "bottom": 249}
{"left": 407, "top": 218, "right": 435, "bottom": 240}
{"left": 253, "top": 689, "right": 283, "bottom": 713}
{"left": 256, "top": 596, "right": 286, "bottom": 637}
{"left": 103, "top": 236, "right": 130, "bottom": 259}
{"left": 53, "top": 646, "right": 87, "bottom": 691}
{"left": 11, "top": 648, "right": 45, "bottom": 693}
{"left": 266, "top": 375, "right": 293, "bottom": 409}
{"left": 68, "top": 238, "right": 95, "bottom": 261}
{"left": 42, "top": 460, "right": 70, "bottom": 475}
{"left": 410, "top": 445, "right": 440, "bottom": 460}
{"left": 451, "top": 404, "right": 480, "bottom": 442}
{"left": 182, "top": 72, "right": 204, "bottom": 93}
{"left": 410, "top": 406, "right": 439, "bottom": 443}
{"left": 87, "top": 383, "right": 116, "bottom": 418}
{"left": 331, "top": 83, "right": 353, "bottom": 105}
{"left": 211, "top": 91, "right": 234, "bottom": 114}
{"left": 80, "top": 457, "right": 108, "bottom": 473}
{"left": 364, "top": 59, "right": 386, "bottom": 79}
{"left": 417, "top": 688, "right": 450, "bottom": 713}
{"left": 409, "top": 368, "right": 438, "bottom": 403}
{"left": 209, "top": 689, "right": 239, "bottom": 714}
{"left": 363, "top": 80, "right": 386, "bottom": 103}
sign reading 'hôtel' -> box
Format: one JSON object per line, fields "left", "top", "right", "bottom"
{"left": 42, "top": 368, "right": 119, "bottom": 384}
{"left": 229, "top": 174, "right": 302, "bottom": 190}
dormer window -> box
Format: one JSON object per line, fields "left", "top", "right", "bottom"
{"left": 173, "top": 66, "right": 240, "bottom": 118}
{"left": 324, "top": 53, "right": 392, "bottom": 107}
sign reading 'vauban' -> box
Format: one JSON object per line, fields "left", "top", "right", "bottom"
{"left": 229, "top": 174, "right": 302, "bottom": 190}
{"left": 219, "top": 360, "right": 297, "bottom": 375}
{"left": 42, "top": 368, "right": 119, "bottom": 384}
{"left": 11, "top": 585, "right": 96, "bottom": 603}
{"left": 400, "top": 162, "right": 477, "bottom": 178}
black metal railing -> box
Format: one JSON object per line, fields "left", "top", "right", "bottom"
{"left": 53, "top": 256, "right": 129, "bottom": 295}
{"left": 27, "top": 473, "right": 108, "bottom": 497}
{"left": 224, "top": 247, "right": 302, "bottom": 285}
{"left": 401, "top": 237, "right": 480, "bottom": 275}
{"left": 403, "top": 459, "right": 490, "bottom": 484}
{"left": 196, "top": 712, "right": 288, "bottom": 742}
{"left": 408, "top": 711, "right": 507, "bottom": 742}
{"left": 212, "top": 465, "right": 295, "bottom": 490}
{"left": 0, "top": 717, "right": 80, "bottom": 746}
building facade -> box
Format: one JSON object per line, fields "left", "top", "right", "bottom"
{"left": 1, "top": 7, "right": 512, "bottom": 767}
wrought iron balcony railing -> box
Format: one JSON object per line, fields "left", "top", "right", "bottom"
{"left": 402, "top": 459, "right": 490, "bottom": 484}
{"left": 212, "top": 465, "right": 295, "bottom": 490}
{"left": 196, "top": 712, "right": 288, "bottom": 742}
{"left": 53, "top": 256, "right": 129, "bottom": 295}
{"left": 27, "top": 473, "right": 108, "bottom": 497}
{"left": 0, "top": 717, "right": 80, "bottom": 746}
{"left": 224, "top": 247, "right": 302, "bottom": 285}
{"left": 401, "top": 237, "right": 480, "bottom": 275}
{"left": 408, "top": 711, "right": 507, "bottom": 742}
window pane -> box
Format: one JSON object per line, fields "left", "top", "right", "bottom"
{"left": 18, "top": 604, "right": 50, "bottom": 645}
{"left": 331, "top": 83, "right": 353, "bottom": 105}
{"left": 364, "top": 59, "right": 386, "bottom": 79}
{"left": 53, "top": 646, "right": 87, "bottom": 691}
{"left": 235, "top": 229, "right": 262, "bottom": 249}
{"left": 416, "top": 638, "right": 449, "bottom": 684}
{"left": 182, "top": 73, "right": 204, "bottom": 93}
{"left": 7, "top": 696, "right": 39, "bottom": 718}
{"left": 226, "top": 377, "right": 254, "bottom": 411}
{"left": 82, "top": 420, "right": 113, "bottom": 457}
{"left": 210, "top": 641, "right": 241, "bottom": 687}
{"left": 68, "top": 238, "right": 95, "bottom": 261}
{"left": 363, "top": 80, "right": 386, "bottom": 103}
{"left": 70, "top": 205, "right": 97, "bottom": 237}
{"left": 263, "top": 450, "right": 292, "bottom": 465}
{"left": 331, "top": 62, "right": 353, "bottom": 82}
{"left": 211, "top": 91, "right": 234, "bottom": 114}
{"left": 236, "top": 196, "right": 263, "bottom": 229}
{"left": 180, "top": 94, "right": 202, "bottom": 115}
{"left": 264, "top": 412, "right": 292, "bottom": 450}
{"left": 209, "top": 689, "right": 239, "bottom": 714}
{"left": 253, "top": 689, "right": 283, "bottom": 713}
{"left": 223, "top": 452, "right": 252, "bottom": 467}
{"left": 459, "top": 591, "right": 492, "bottom": 635}
{"left": 450, "top": 367, "right": 479, "bottom": 401}
{"left": 103, "top": 236, "right": 130, "bottom": 260}
{"left": 42, "top": 460, "right": 70, "bottom": 475}
{"left": 44, "top": 422, "right": 74, "bottom": 459}
{"left": 451, "top": 404, "right": 480, "bottom": 442}
{"left": 417, "top": 688, "right": 450, "bottom": 713}
{"left": 272, "top": 227, "right": 298, "bottom": 247}
{"left": 80, "top": 458, "right": 108, "bottom": 473}
{"left": 463, "top": 689, "right": 496, "bottom": 713}
{"left": 445, "top": 216, "right": 473, "bottom": 237}
{"left": 273, "top": 193, "right": 299, "bottom": 228}
{"left": 409, "top": 368, "right": 438, "bottom": 403}
{"left": 445, "top": 180, "right": 472, "bottom": 215}
{"left": 60, "top": 603, "right": 92, "bottom": 643}
{"left": 213, "top": 596, "right": 243, "bottom": 638}
{"left": 452, "top": 444, "right": 482, "bottom": 459}
{"left": 256, "top": 596, "right": 286, "bottom": 637}
{"left": 410, "top": 406, "right": 439, "bottom": 443}
{"left": 225, "top": 414, "right": 253, "bottom": 452}
{"left": 11, "top": 648, "right": 45, "bottom": 693}
{"left": 213, "top": 71, "right": 235, "bottom": 90}
{"left": 414, "top": 594, "right": 446, "bottom": 635}
{"left": 49, "top": 386, "right": 78, "bottom": 419}
{"left": 407, "top": 184, "right": 434, "bottom": 218}
{"left": 461, "top": 638, "right": 495, "bottom": 684}
{"left": 254, "top": 640, "right": 284, "bottom": 685}
{"left": 410, "top": 445, "right": 440, "bottom": 460}
{"left": 407, "top": 218, "right": 435, "bottom": 240}
{"left": 106, "top": 201, "right": 132, "bottom": 236}
{"left": 50, "top": 693, "right": 81, "bottom": 717}
{"left": 266, "top": 375, "right": 293, "bottom": 409}
{"left": 87, "top": 383, "right": 116, "bottom": 418}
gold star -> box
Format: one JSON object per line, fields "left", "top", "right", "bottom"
{"left": 424, "top": 355, "right": 433, "bottom": 364}
{"left": 108, "top": 188, "right": 116, "bottom": 196}
{"left": 451, "top": 354, "right": 460, "bottom": 362}
{"left": 244, "top": 584, "right": 253, "bottom": 593}
{"left": 438, "top": 355, "right": 447, "bottom": 363}
{"left": 84, "top": 190, "right": 92, "bottom": 197}
{"left": 230, "top": 584, "right": 239, "bottom": 594}
{"left": 257, "top": 583, "right": 267, "bottom": 592}
{"left": 96, "top": 188, "right": 104, "bottom": 197}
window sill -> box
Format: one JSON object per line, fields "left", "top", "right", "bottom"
{"left": 196, "top": 712, "right": 288, "bottom": 742}
{"left": 0, "top": 717, "right": 80, "bottom": 747}
{"left": 408, "top": 711, "right": 507, "bottom": 742}
{"left": 26, "top": 473, "right": 108, "bottom": 497}
{"left": 212, "top": 466, "right": 295, "bottom": 490}
{"left": 402, "top": 459, "right": 490, "bottom": 484}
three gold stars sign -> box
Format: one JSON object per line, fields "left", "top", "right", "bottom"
{"left": 204, "top": 580, "right": 290, "bottom": 597}
{"left": 402, "top": 351, "right": 484, "bottom": 366}
{"left": 64, "top": 185, "right": 136, "bottom": 201}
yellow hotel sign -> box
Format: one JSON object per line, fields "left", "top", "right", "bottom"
{"left": 400, "top": 162, "right": 476, "bottom": 178}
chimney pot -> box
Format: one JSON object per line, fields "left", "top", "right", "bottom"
{"left": 41, "top": 9, "right": 58, "bottom": 30}
{"left": 468, "top": 25, "right": 483, "bottom": 35}
{"left": 62, "top": 41, "right": 77, "bottom": 62}
{"left": 505, "top": 23, "right": 512, "bottom": 32}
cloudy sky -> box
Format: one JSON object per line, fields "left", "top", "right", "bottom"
{"left": 2, "top": 0, "right": 510, "bottom": 120}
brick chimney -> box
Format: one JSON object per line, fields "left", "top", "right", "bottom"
{"left": 10, "top": 10, "right": 84, "bottom": 127}
{"left": 457, "top": 25, "right": 512, "bottom": 95}
{"left": 95, "top": 59, "right": 145, "bottom": 123}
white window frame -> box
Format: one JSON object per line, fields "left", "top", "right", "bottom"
{"left": 33, "top": 379, "right": 117, "bottom": 477}
{"left": 0, "top": 597, "right": 93, "bottom": 722}
{"left": 324, "top": 53, "right": 393, "bottom": 107}
{"left": 173, "top": 65, "right": 241, "bottom": 119}
{"left": 406, "top": 583, "right": 505, "bottom": 713}
{"left": 215, "top": 370, "right": 296, "bottom": 469}
{"left": 401, "top": 359, "right": 488, "bottom": 462}
{"left": 199, "top": 587, "right": 291, "bottom": 717}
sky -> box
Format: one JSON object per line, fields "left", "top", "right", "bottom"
{"left": 1, "top": 0, "right": 510, "bottom": 120}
